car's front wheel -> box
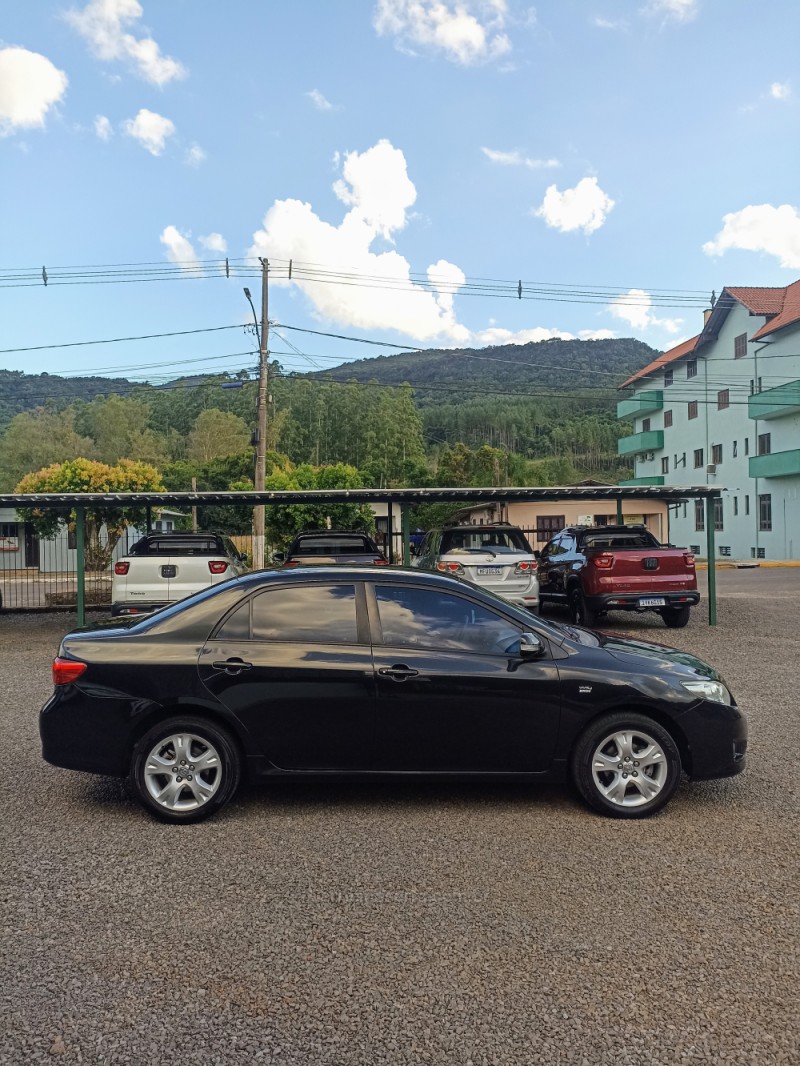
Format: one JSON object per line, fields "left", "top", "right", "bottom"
{"left": 130, "top": 716, "right": 241, "bottom": 824}
{"left": 569, "top": 588, "right": 597, "bottom": 628}
{"left": 571, "top": 712, "right": 681, "bottom": 818}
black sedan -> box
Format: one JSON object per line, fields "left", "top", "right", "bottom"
{"left": 41, "top": 567, "right": 747, "bottom": 824}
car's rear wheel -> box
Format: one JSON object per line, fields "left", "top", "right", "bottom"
{"left": 571, "top": 712, "right": 681, "bottom": 818}
{"left": 661, "top": 605, "right": 691, "bottom": 628}
{"left": 130, "top": 716, "right": 241, "bottom": 824}
{"left": 569, "top": 588, "right": 597, "bottom": 628}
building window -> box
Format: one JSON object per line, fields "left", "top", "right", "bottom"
{"left": 693, "top": 448, "right": 704, "bottom": 469}
{"left": 711, "top": 444, "right": 722, "bottom": 465}
{"left": 0, "top": 522, "right": 18, "bottom": 537}
{"left": 733, "top": 440, "right": 738, "bottom": 458}
{"left": 714, "top": 498, "right": 723, "bottom": 531}
{"left": 642, "top": 417, "right": 651, "bottom": 432}
{"left": 757, "top": 432, "right": 771, "bottom": 456}
{"left": 719, "top": 546, "right": 731, "bottom": 557}
{"left": 744, "top": 438, "right": 750, "bottom": 455}
{"left": 664, "top": 368, "right": 674, "bottom": 387}
{"left": 717, "top": 389, "right": 730, "bottom": 410}
{"left": 733, "top": 497, "right": 739, "bottom": 516}
{"left": 734, "top": 333, "right": 747, "bottom": 359}
{"left": 759, "top": 494, "right": 772, "bottom": 532}
{"left": 688, "top": 401, "right": 698, "bottom": 419}
{"left": 745, "top": 495, "right": 750, "bottom": 515}
{"left": 686, "top": 359, "right": 697, "bottom": 379}
{"left": 664, "top": 409, "right": 673, "bottom": 428}
{"left": 535, "top": 515, "right": 565, "bottom": 543}
{"left": 694, "top": 500, "right": 704, "bottom": 531}
{"left": 661, "top": 457, "right": 669, "bottom": 474}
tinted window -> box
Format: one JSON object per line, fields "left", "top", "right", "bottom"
{"left": 132, "top": 536, "right": 221, "bottom": 556}
{"left": 439, "top": 528, "right": 532, "bottom": 553}
{"left": 292, "top": 535, "right": 374, "bottom": 555}
{"left": 375, "top": 586, "right": 520, "bottom": 654}
{"left": 219, "top": 584, "right": 359, "bottom": 643}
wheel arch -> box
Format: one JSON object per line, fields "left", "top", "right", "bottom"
{"left": 128, "top": 700, "right": 250, "bottom": 766}
{"left": 569, "top": 703, "right": 692, "bottom": 777}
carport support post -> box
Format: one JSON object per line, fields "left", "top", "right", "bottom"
{"left": 145, "top": 506, "right": 152, "bottom": 533}
{"left": 401, "top": 502, "right": 411, "bottom": 565}
{"left": 705, "top": 495, "right": 717, "bottom": 626}
{"left": 75, "top": 506, "right": 86, "bottom": 628}
{"left": 616, "top": 496, "right": 623, "bottom": 523}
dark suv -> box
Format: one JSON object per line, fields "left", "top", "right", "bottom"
{"left": 273, "top": 530, "right": 388, "bottom": 567}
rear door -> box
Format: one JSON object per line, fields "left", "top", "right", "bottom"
{"left": 198, "top": 580, "right": 374, "bottom": 769}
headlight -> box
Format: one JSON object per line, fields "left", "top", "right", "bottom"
{"left": 681, "top": 679, "right": 732, "bottom": 705}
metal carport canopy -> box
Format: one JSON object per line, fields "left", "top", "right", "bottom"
{"left": 0, "top": 485, "right": 722, "bottom": 626}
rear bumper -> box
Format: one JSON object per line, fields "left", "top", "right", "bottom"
{"left": 111, "top": 601, "right": 166, "bottom": 617}
{"left": 586, "top": 590, "right": 700, "bottom": 613}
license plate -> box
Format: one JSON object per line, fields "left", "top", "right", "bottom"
{"left": 639, "top": 596, "right": 665, "bottom": 607}
{"left": 477, "top": 567, "right": 502, "bottom": 576}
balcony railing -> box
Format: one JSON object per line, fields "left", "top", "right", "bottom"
{"left": 617, "top": 430, "right": 664, "bottom": 457}
{"left": 748, "top": 449, "right": 800, "bottom": 479}
{"left": 748, "top": 379, "right": 800, "bottom": 421}
{"left": 616, "top": 391, "right": 664, "bottom": 419}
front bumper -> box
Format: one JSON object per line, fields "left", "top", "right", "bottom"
{"left": 681, "top": 699, "right": 748, "bottom": 780}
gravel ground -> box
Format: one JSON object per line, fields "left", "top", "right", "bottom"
{"left": 1, "top": 569, "right": 798, "bottom": 1065}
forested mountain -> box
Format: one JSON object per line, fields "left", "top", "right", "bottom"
{"left": 0, "top": 369, "right": 135, "bottom": 433}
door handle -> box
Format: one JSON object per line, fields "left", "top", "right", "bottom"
{"left": 212, "top": 658, "right": 253, "bottom": 674}
{"left": 378, "top": 664, "right": 419, "bottom": 682}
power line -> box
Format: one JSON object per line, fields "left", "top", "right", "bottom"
{"left": 0, "top": 323, "right": 244, "bottom": 356}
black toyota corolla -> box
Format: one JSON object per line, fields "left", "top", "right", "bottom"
{"left": 41, "top": 567, "right": 747, "bottom": 824}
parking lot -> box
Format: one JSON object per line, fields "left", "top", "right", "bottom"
{"left": 1, "top": 568, "right": 798, "bottom": 1065}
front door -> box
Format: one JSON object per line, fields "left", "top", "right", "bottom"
{"left": 370, "top": 583, "right": 561, "bottom": 772}
{"left": 199, "top": 581, "right": 374, "bottom": 770}
{"left": 24, "top": 523, "right": 40, "bottom": 568}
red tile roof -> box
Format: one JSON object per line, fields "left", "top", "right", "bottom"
{"left": 725, "top": 287, "right": 786, "bottom": 316}
{"left": 619, "top": 334, "right": 700, "bottom": 389}
{"left": 750, "top": 279, "right": 800, "bottom": 340}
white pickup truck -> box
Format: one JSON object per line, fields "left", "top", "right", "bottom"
{"left": 111, "top": 532, "right": 249, "bottom": 617}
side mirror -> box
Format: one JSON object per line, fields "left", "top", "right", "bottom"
{"left": 239, "top": 552, "right": 248, "bottom": 562}
{"left": 271, "top": 551, "right": 285, "bottom": 563}
{"left": 519, "top": 632, "right": 544, "bottom": 658}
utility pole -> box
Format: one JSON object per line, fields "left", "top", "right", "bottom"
{"left": 253, "top": 258, "right": 269, "bottom": 568}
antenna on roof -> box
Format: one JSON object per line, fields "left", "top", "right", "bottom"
{"left": 710, "top": 290, "right": 716, "bottom": 307}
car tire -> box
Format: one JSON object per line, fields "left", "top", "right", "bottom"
{"left": 130, "top": 716, "right": 241, "bottom": 824}
{"left": 571, "top": 712, "right": 681, "bottom": 819}
{"left": 569, "top": 588, "right": 597, "bottom": 628}
{"left": 661, "top": 605, "right": 691, "bottom": 628}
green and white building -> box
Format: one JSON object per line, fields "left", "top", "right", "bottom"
{"left": 617, "top": 281, "right": 800, "bottom": 561}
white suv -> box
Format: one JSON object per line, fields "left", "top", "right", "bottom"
{"left": 111, "top": 532, "right": 249, "bottom": 617}
{"left": 414, "top": 524, "right": 539, "bottom": 612}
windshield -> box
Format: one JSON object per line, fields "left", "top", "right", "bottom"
{"left": 440, "top": 528, "right": 533, "bottom": 553}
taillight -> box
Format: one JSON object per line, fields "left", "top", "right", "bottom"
{"left": 436, "top": 561, "right": 465, "bottom": 575}
{"left": 514, "top": 561, "right": 537, "bottom": 573}
{"left": 593, "top": 554, "right": 614, "bottom": 569}
{"left": 114, "top": 561, "right": 129, "bottom": 575}
{"left": 684, "top": 553, "right": 696, "bottom": 568}
{"left": 53, "top": 658, "right": 88, "bottom": 686}
{"left": 208, "top": 561, "right": 229, "bottom": 574}
{"left": 374, "top": 557, "right": 389, "bottom": 565}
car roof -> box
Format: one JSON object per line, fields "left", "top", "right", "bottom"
{"left": 440, "top": 523, "right": 523, "bottom": 531}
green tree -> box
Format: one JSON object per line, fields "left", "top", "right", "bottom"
{"left": 263, "top": 463, "right": 375, "bottom": 548}
{"left": 74, "top": 395, "right": 153, "bottom": 465}
{"left": 187, "top": 409, "right": 252, "bottom": 463}
{"left": 15, "top": 458, "right": 164, "bottom": 571}
{"left": 0, "top": 407, "right": 96, "bottom": 490}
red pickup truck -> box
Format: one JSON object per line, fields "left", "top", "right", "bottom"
{"left": 537, "top": 524, "right": 699, "bottom": 628}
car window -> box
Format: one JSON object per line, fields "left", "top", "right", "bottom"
{"left": 439, "top": 529, "right": 531, "bottom": 553}
{"left": 132, "top": 536, "right": 221, "bottom": 556}
{"left": 374, "top": 585, "right": 521, "bottom": 654}
{"left": 217, "top": 584, "right": 359, "bottom": 643}
{"left": 292, "top": 535, "right": 373, "bottom": 555}
{"left": 541, "top": 537, "right": 566, "bottom": 558}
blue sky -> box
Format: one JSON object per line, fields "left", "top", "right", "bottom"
{"left": 2, "top": 0, "right": 799, "bottom": 382}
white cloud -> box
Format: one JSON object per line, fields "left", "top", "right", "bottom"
{"left": 0, "top": 46, "right": 68, "bottom": 134}
{"left": 645, "top": 0, "right": 698, "bottom": 22}
{"left": 122, "top": 108, "right": 174, "bottom": 155}
{"left": 703, "top": 203, "right": 800, "bottom": 269}
{"left": 473, "top": 326, "right": 576, "bottom": 345}
{"left": 248, "top": 139, "right": 471, "bottom": 343}
{"left": 373, "top": 0, "right": 512, "bottom": 65}
{"left": 593, "top": 16, "right": 628, "bottom": 30}
{"left": 481, "top": 146, "right": 560, "bottom": 169}
{"left": 199, "top": 232, "right": 227, "bottom": 253}
{"left": 159, "top": 225, "right": 199, "bottom": 269}
{"left": 185, "top": 143, "right": 206, "bottom": 166}
{"left": 579, "top": 328, "right": 617, "bottom": 340}
{"left": 307, "top": 89, "right": 338, "bottom": 111}
{"left": 65, "top": 0, "right": 186, "bottom": 86}
{"left": 608, "top": 289, "right": 682, "bottom": 334}
{"left": 94, "top": 114, "right": 112, "bottom": 140}
{"left": 535, "top": 176, "right": 615, "bottom": 235}
{"left": 770, "top": 81, "right": 791, "bottom": 101}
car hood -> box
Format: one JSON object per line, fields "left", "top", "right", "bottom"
{"left": 597, "top": 631, "right": 724, "bottom": 682}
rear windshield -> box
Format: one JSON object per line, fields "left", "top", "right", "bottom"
{"left": 440, "top": 529, "right": 533, "bottom": 553}
{"left": 292, "top": 535, "right": 375, "bottom": 555}
{"left": 130, "top": 536, "right": 223, "bottom": 556}
{"left": 582, "top": 531, "right": 659, "bottom": 550}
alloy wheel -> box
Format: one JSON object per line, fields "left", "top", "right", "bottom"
{"left": 143, "top": 732, "right": 223, "bottom": 812}
{"left": 590, "top": 728, "right": 668, "bottom": 808}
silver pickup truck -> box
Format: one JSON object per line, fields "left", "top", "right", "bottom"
{"left": 111, "top": 532, "right": 249, "bottom": 617}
